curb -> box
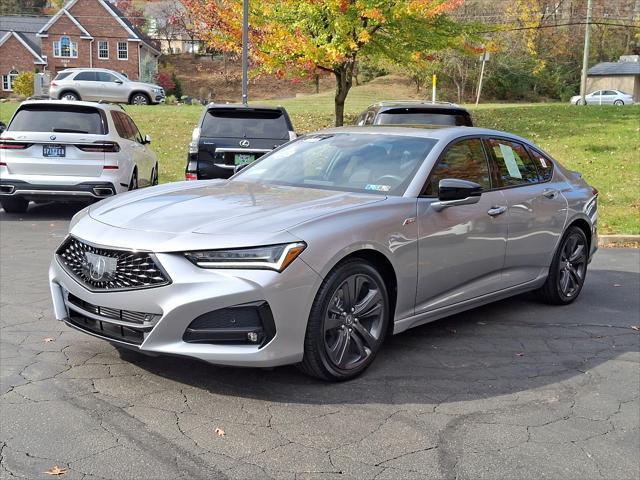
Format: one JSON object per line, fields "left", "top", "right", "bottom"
{"left": 598, "top": 235, "right": 640, "bottom": 247}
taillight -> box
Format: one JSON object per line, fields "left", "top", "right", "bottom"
{"left": 0, "top": 162, "right": 7, "bottom": 166}
{"left": 76, "top": 141, "right": 120, "bottom": 153}
{"left": 103, "top": 165, "right": 119, "bottom": 170}
{"left": 0, "top": 138, "right": 31, "bottom": 150}
{"left": 592, "top": 187, "right": 599, "bottom": 197}
{"left": 51, "top": 81, "right": 58, "bottom": 87}
{"left": 185, "top": 172, "right": 198, "bottom": 181}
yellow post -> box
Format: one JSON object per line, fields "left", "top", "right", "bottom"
{"left": 432, "top": 74, "right": 437, "bottom": 103}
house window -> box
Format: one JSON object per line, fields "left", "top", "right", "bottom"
{"left": 53, "top": 36, "right": 78, "bottom": 58}
{"left": 2, "top": 70, "right": 18, "bottom": 91}
{"left": 98, "top": 41, "right": 108, "bottom": 59}
{"left": 117, "top": 41, "right": 128, "bottom": 60}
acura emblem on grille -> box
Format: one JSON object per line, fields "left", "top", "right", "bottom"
{"left": 239, "top": 139, "right": 250, "bottom": 147}
{"left": 84, "top": 252, "right": 117, "bottom": 283}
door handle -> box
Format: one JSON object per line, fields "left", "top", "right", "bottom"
{"left": 487, "top": 206, "right": 507, "bottom": 217}
{"left": 542, "top": 188, "right": 558, "bottom": 199}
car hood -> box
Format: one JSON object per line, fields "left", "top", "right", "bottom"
{"left": 128, "top": 81, "right": 161, "bottom": 90}
{"left": 87, "top": 180, "right": 385, "bottom": 236}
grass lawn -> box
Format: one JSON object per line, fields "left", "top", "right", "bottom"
{"left": 0, "top": 80, "right": 638, "bottom": 234}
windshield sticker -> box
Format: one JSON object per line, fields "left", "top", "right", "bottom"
{"left": 365, "top": 184, "right": 391, "bottom": 192}
{"left": 499, "top": 144, "right": 523, "bottom": 179}
{"left": 539, "top": 158, "right": 547, "bottom": 168}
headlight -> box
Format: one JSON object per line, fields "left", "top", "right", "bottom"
{"left": 153, "top": 87, "right": 162, "bottom": 93}
{"left": 184, "top": 242, "right": 306, "bottom": 272}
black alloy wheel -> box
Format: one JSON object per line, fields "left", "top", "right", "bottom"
{"left": 299, "top": 259, "right": 389, "bottom": 381}
{"left": 538, "top": 226, "right": 588, "bottom": 305}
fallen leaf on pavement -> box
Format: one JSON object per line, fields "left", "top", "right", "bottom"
{"left": 631, "top": 326, "right": 639, "bottom": 331}
{"left": 613, "top": 284, "right": 622, "bottom": 287}
{"left": 43, "top": 337, "right": 55, "bottom": 343}
{"left": 215, "top": 427, "right": 225, "bottom": 437}
{"left": 44, "top": 465, "right": 68, "bottom": 476}
{"left": 515, "top": 352, "right": 525, "bottom": 357}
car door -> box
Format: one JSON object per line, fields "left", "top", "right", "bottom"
{"left": 485, "top": 137, "right": 567, "bottom": 286}
{"left": 415, "top": 137, "right": 509, "bottom": 315}
{"left": 72, "top": 71, "right": 98, "bottom": 100}
{"left": 123, "top": 113, "right": 154, "bottom": 185}
{"left": 601, "top": 90, "right": 617, "bottom": 105}
{"left": 96, "top": 72, "right": 125, "bottom": 102}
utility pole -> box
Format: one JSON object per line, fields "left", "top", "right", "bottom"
{"left": 475, "top": 50, "right": 488, "bottom": 106}
{"left": 241, "top": 0, "right": 249, "bottom": 104}
{"left": 579, "top": 0, "right": 593, "bottom": 105}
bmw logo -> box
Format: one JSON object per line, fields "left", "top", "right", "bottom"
{"left": 50, "top": 135, "right": 56, "bottom": 141}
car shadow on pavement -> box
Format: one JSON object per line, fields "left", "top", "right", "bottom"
{"left": 0, "top": 202, "right": 86, "bottom": 221}
{"left": 115, "top": 267, "right": 640, "bottom": 406}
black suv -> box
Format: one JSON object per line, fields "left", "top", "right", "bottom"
{"left": 356, "top": 101, "right": 473, "bottom": 127}
{"left": 186, "top": 104, "right": 296, "bottom": 180}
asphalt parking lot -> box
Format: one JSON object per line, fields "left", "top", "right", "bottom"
{"left": 1, "top": 203, "right": 639, "bottom": 480}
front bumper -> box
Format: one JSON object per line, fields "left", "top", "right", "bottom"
{"left": 49, "top": 247, "right": 321, "bottom": 367}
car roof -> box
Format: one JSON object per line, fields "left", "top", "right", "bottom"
{"left": 205, "top": 102, "right": 286, "bottom": 111}
{"left": 18, "top": 99, "right": 123, "bottom": 111}
{"left": 59, "top": 67, "right": 119, "bottom": 72}
{"left": 312, "top": 125, "right": 533, "bottom": 145}
{"left": 369, "top": 100, "right": 469, "bottom": 112}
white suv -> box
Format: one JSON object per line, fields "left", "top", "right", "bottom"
{"left": 49, "top": 68, "right": 165, "bottom": 105}
{"left": 0, "top": 100, "right": 158, "bottom": 213}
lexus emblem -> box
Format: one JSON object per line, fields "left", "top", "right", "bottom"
{"left": 239, "top": 139, "right": 250, "bottom": 148}
{"left": 84, "top": 252, "right": 117, "bottom": 283}
{"left": 50, "top": 135, "right": 56, "bottom": 141}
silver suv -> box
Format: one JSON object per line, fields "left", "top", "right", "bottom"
{"left": 49, "top": 68, "right": 165, "bottom": 105}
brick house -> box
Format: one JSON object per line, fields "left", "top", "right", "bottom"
{"left": 0, "top": 0, "right": 160, "bottom": 98}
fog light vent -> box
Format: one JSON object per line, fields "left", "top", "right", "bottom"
{"left": 182, "top": 302, "right": 275, "bottom": 347}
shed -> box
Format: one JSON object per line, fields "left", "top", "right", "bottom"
{"left": 587, "top": 56, "right": 640, "bottom": 102}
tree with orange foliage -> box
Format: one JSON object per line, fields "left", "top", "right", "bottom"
{"left": 182, "top": 0, "right": 467, "bottom": 125}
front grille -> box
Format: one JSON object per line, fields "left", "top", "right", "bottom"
{"left": 66, "top": 311, "right": 144, "bottom": 345}
{"left": 67, "top": 293, "right": 158, "bottom": 326}
{"left": 57, "top": 237, "right": 170, "bottom": 291}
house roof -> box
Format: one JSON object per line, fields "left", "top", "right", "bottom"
{"left": 37, "top": 8, "right": 93, "bottom": 39}
{"left": 0, "top": 15, "right": 50, "bottom": 46}
{"left": 0, "top": 30, "right": 47, "bottom": 64}
{"left": 588, "top": 62, "right": 640, "bottom": 76}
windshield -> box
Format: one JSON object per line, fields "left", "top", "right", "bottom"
{"left": 8, "top": 105, "right": 105, "bottom": 134}
{"left": 234, "top": 133, "right": 437, "bottom": 196}
{"left": 201, "top": 108, "right": 289, "bottom": 139}
{"left": 376, "top": 109, "right": 470, "bottom": 126}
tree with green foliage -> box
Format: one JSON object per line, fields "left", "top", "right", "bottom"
{"left": 0, "top": 0, "right": 46, "bottom": 15}
{"left": 183, "top": 0, "right": 468, "bottom": 125}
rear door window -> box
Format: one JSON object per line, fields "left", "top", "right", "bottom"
{"left": 201, "top": 108, "right": 289, "bottom": 139}
{"left": 74, "top": 71, "right": 97, "bottom": 81}
{"left": 8, "top": 105, "right": 105, "bottom": 134}
{"left": 487, "top": 138, "right": 540, "bottom": 187}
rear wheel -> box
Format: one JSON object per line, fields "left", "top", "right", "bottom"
{"left": 298, "top": 259, "right": 389, "bottom": 381}
{"left": 537, "top": 226, "right": 588, "bottom": 305}
{"left": 60, "top": 91, "right": 80, "bottom": 101}
{"left": 128, "top": 170, "right": 138, "bottom": 191}
{"left": 130, "top": 93, "right": 150, "bottom": 105}
{"left": 0, "top": 196, "right": 29, "bottom": 213}
{"left": 613, "top": 99, "right": 624, "bottom": 106}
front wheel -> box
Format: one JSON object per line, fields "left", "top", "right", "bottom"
{"left": 537, "top": 226, "right": 588, "bottom": 305}
{"left": 0, "top": 196, "right": 29, "bottom": 213}
{"left": 150, "top": 164, "right": 159, "bottom": 186}
{"left": 298, "top": 259, "right": 390, "bottom": 381}
{"left": 613, "top": 99, "right": 624, "bottom": 106}
{"left": 128, "top": 170, "right": 138, "bottom": 191}
{"left": 130, "top": 93, "right": 150, "bottom": 105}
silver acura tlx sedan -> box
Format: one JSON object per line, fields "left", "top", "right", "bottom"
{"left": 49, "top": 127, "right": 598, "bottom": 381}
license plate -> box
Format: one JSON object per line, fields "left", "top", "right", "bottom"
{"left": 234, "top": 153, "right": 254, "bottom": 165}
{"left": 43, "top": 145, "right": 66, "bottom": 157}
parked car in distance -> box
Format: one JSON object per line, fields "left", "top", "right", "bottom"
{"left": 49, "top": 68, "right": 165, "bottom": 105}
{"left": 570, "top": 90, "right": 634, "bottom": 105}
{"left": 185, "top": 104, "right": 296, "bottom": 180}
{"left": 50, "top": 126, "right": 598, "bottom": 381}
{"left": 356, "top": 100, "right": 473, "bottom": 127}
{"left": 0, "top": 100, "right": 158, "bottom": 213}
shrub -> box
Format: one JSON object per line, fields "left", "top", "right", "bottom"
{"left": 13, "top": 71, "right": 34, "bottom": 97}
{"left": 170, "top": 72, "right": 183, "bottom": 99}
{"left": 165, "top": 95, "right": 178, "bottom": 105}
{"left": 155, "top": 70, "right": 175, "bottom": 92}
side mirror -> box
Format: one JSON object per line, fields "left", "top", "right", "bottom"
{"left": 143, "top": 134, "right": 151, "bottom": 144}
{"left": 234, "top": 163, "right": 250, "bottom": 174}
{"left": 431, "top": 179, "right": 482, "bottom": 211}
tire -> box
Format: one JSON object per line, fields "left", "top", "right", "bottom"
{"left": 60, "top": 91, "right": 80, "bottom": 101}
{"left": 613, "top": 99, "right": 624, "bottom": 106}
{"left": 128, "top": 170, "right": 138, "bottom": 191}
{"left": 151, "top": 164, "right": 159, "bottom": 186}
{"left": 298, "top": 258, "right": 390, "bottom": 381}
{"left": 575, "top": 99, "right": 585, "bottom": 105}
{"left": 130, "top": 93, "right": 150, "bottom": 105}
{"left": 537, "top": 226, "right": 589, "bottom": 305}
{"left": 0, "top": 196, "right": 29, "bottom": 213}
